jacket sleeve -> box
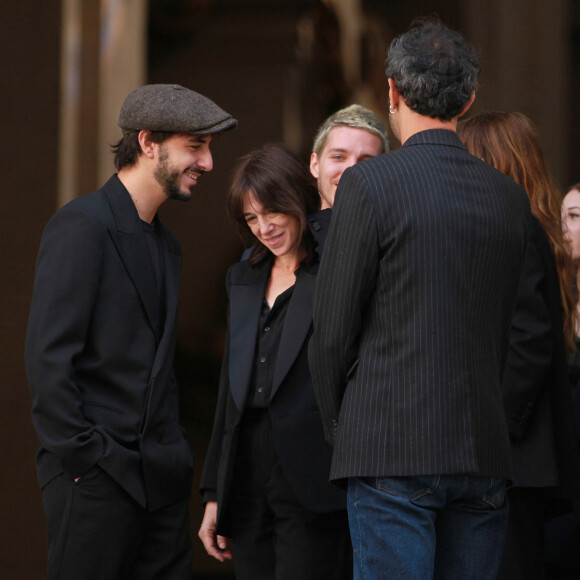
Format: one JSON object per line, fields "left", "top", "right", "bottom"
{"left": 308, "top": 167, "right": 378, "bottom": 444}
{"left": 501, "top": 221, "right": 554, "bottom": 440}
{"left": 199, "top": 267, "right": 233, "bottom": 502}
{"left": 25, "top": 204, "right": 106, "bottom": 478}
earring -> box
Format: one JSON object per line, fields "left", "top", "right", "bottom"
{"left": 389, "top": 104, "right": 397, "bottom": 114}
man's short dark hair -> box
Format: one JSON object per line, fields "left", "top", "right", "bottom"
{"left": 111, "top": 130, "right": 175, "bottom": 171}
{"left": 385, "top": 18, "right": 480, "bottom": 121}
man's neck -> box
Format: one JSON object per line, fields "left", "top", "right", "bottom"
{"left": 118, "top": 166, "right": 165, "bottom": 223}
{"left": 399, "top": 110, "right": 458, "bottom": 145}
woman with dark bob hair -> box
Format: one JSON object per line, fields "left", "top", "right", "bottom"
{"left": 198, "top": 143, "right": 351, "bottom": 579}
{"left": 458, "top": 112, "right": 580, "bottom": 580}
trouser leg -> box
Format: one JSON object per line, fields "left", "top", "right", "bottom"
{"left": 270, "top": 461, "right": 351, "bottom": 580}
{"left": 228, "top": 411, "right": 278, "bottom": 580}
{"left": 42, "top": 466, "right": 145, "bottom": 580}
{"left": 347, "top": 475, "right": 437, "bottom": 580}
{"left": 132, "top": 495, "right": 193, "bottom": 580}
{"left": 42, "top": 465, "right": 192, "bottom": 580}
{"left": 348, "top": 475, "right": 508, "bottom": 580}
{"left": 433, "top": 476, "right": 508, "bottom": 580}
{"left": 497, "top": 487, "right": 547, "bottom": 580}
{"left": 229, "top": 410, "right": 351, "bottom": 580}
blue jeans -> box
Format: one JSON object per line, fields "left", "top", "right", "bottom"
{"left": 348, "top": 475, "right": 508, "bottom": 580}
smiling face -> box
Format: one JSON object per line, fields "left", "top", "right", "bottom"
{"left": 153, "top": 133, "right": 213, "bottom": 201}
{"left": 242, "top": 192, "right": 301, "bottom": 260}
{"left": 310, "top": 125, "right": 384, "bottom": 209}
{"left": 562, "top": 188, "right": 580, "bottom": 263}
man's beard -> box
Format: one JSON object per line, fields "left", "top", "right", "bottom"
{"left": 154, "top": 148, "right": 193, "bottom": 202}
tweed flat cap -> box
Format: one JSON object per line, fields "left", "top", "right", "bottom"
{"left": 118, "top": 84, "right": 237, "bottom": 134}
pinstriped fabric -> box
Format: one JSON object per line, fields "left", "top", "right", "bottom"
{"left": 309, "top": 129, "right": 531, "bottom": 482}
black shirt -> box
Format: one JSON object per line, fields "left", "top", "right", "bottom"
{"left": 141, "top": 217, "right": 166, "bottom": 337}
{"left": 247, "top": 284, "right": 295, "bottom": 408}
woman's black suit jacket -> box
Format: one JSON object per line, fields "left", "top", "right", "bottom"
{"left": 200, "top": 254, "right": 346, "bottom": 537}
{"left": 502, "top": 216, "right": 580, "bottom": 499}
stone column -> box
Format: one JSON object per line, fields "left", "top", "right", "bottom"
{"left": 58, "top": 0, "right": 147, "bottom": 205}
{"left": 98, "top": 0, "right": 148, "bottom": 185}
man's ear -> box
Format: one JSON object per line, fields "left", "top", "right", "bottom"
{"left": 310, "top": 152, "right": 320, "bottom": 179}
{"left": 459, "top": 92, "right": 476, "bottom": 118}
{"left": 138, "top": 130, "right": 156, "bottom": 159}
{"left": 388, "top": 78, "right": 401, "bottom": 109}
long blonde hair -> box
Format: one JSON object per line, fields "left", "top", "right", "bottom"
{"left": 458, "top": 111, "right": 576, "bottom": 351}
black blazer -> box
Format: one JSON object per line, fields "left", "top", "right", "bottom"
{"left": 25, "top": 175, "right": 193, "bottom": 511}
{"left": 309, "top": 129, "right": 531, "bottom": 482}
{"left": 199, "top": 255, "right": 345, "bottom": 537}
{"left": 307, "top": 209, "right": 333, "bottom": 255}
{"left": 502, "top": 217, "right": 580, "bottom": 499}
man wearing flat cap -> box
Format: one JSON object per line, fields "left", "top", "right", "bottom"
{"left": 25, "top": 84, "right": 237, "bottom": 580}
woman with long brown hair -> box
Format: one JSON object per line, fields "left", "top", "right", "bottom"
{"left": 544, "top": 183, "right": 580, "bottom": 578}
{"left": 562, "top": 182, "right": 580, "bottom": 313}
{"left": 458, "top": 112, "right": 580, "bottom": 580}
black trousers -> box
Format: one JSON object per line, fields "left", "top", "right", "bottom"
{"left": 228, "top": 409, "right": 352, "bottom": 580}
{"left": 41, "top": 465, "right": 192, "bottom": 580}
{"left": 498, "top": 487, "right": 556, "bottom": 580}
{"left": 545, "top": 500, "right": 580, "bottom": 579}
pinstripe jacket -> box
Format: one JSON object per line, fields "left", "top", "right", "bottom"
{"left": 309, "top": 129, "right": 531, "bottom": 482}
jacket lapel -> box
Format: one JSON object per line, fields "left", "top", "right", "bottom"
{"left": 103, "top": 176, "right": 161, "bottom": 340}
{"left": 228, "top": 260, "right": 270, "bottom": 411}
{"left": 270, "top": 266, "right": 316, "bottom": 401}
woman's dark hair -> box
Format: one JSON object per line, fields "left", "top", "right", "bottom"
{"left": 227, "top": 143, "right": 321, "bottom": 266}
{"left": 111, "top": 130, "right": 176, "bottom": 171}
{"left": 385, "top": 18, "right": 479, "bottom": 121}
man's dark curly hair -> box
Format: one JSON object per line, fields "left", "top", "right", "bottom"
{"left": 385, "top": 18, "right": 480, "bottom": 121}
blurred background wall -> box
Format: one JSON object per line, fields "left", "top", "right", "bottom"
{"left": 2, "top": 0, "right": 579, "bottom": 577}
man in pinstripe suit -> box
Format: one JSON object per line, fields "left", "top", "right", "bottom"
{"left": 309, "top": 19, "right": 531, "bottom": 580}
